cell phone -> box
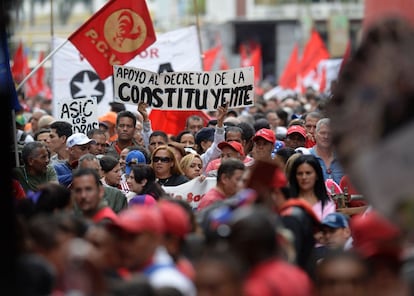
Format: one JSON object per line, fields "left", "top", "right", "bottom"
{"left": 222, "top": 101, "right": 227, "bottom": 107}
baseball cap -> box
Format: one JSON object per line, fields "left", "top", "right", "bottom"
{"left": 252, "top": 128, "right": 276, "bottom": 144}
{"left": 321, "top": 213, "right": 349, "bottom": 229}
{"left": 128, "top": 194, "right": 157, "bottom": 207}
{"left": 38, "top": 115, "right": 55, "bottom": 129}
{"left": 98, "top": 111, "right": 117, "bottom": 127}
{"left": 66, "top": 133, "right": 96, "bottom": 148}
{"left": 350, "top": 210, "right": 402, "bottom": 258}
{"left": 195, "top": 127, "right": 215, "bottom": 146}
{"left": 125, "top": 150, "right": 147, "bottom": 175}
{"left": 271, "top": 166, "right": 288, "bottom": 189}
{"left": 110, "top": 205, "right": 164, "bottom": 235}
{"left": 16, "top": 114, "right": 26, "bottom": 126}
{"left": 218, "top": 141, "right": 245, "bottom": 156}
{"left": 158, "top": 200, "right": 191, "bottom": 239}
{"left": 286, "top": 125, "right": 307, "bottom": 139}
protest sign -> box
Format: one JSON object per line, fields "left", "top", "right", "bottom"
{"left": 162, "top": 177, "right": 216, "bottom": 210}
{"left": 56, "top": 97, "right": 99, "bottom": 134}
{"left": 53, "top": 26, "right": 201, "bottom": 116}
{"left": 113, "top": 65, "right": 255, "bottom": 111}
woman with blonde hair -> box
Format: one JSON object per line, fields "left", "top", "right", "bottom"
{"left": 179, "top": 153, "right": 203, "bottom": 180}
{"left": 151, "top": 145, "right": 189, "bottom": 186}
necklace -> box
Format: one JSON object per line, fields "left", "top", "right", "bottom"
{"left": 158, "top": 178, "right": 169, "bottom": 186}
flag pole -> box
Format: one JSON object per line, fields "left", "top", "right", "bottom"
{"left": 193, "top": 0, "right": 204, "bottom": 69}
{"left": 11, "top": 109, "right": 19, "bottom": 166}
{"left": 16, "top": 38, "right": 68, "bottom": 91}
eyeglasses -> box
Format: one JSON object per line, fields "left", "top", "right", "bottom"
{"left": 152, "top": 156, "right": 171, "bottom": 163}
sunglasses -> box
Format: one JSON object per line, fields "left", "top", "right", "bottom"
{"left": 152, "top": 156, "right": 171, "bottom": 163}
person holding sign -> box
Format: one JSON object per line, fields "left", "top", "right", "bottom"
{"left": 195, "top": 104, "right": 227, "bottom": 173}
{"left": 107, "top": 111, "right": 141, "bottom": 156}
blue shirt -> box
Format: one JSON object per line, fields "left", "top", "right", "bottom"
{"left": 310, "top": 147, "right": 344, "bottom": 184}
{"left": 53, "top": 161, "right": 73, "bottom": 187}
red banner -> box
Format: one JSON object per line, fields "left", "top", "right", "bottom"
{"left": 149, "top": 110, "right": 211, "bottom": 137}
{"left": 68, "top": 0, "right": 156, "bottom": 79}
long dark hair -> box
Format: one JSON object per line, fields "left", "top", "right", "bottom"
{"left": 131, "top": 164, "right": 166, "bottom": 200}
{"left": 288, "top": 154, "right": 329, "bottom": 208}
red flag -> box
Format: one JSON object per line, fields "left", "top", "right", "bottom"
{"left": 32, "top": 52, "right": 52, "bottom": 99}
{"left": 203, "top": 45, "right": 221, "bottom": 71}
{"left": 278, "top": 44, "right": 299, "bottom": 89}
{"left": 299, "top": 29, "right": 329, "bottom": 78}
{"left": 11, "top": 41, "right": 29, "bottom": 82}
{"left": 68, "top": 0, "right": 156, "bottom": 79}
{"left": 220, "top": 51, "right": 229, "bottom": 70}
{"left": 149, "top": 110, "right": 211, "bottom": 136}
{"left": 240, "top": 41, "right": 262, "bottom": 86}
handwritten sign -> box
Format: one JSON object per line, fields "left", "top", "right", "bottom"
{"left": 113, "top": 66, "right": 255, "bottom": 111}
{"left": 56, "top": 97, "right": 99, "bottom": 134}
{"left": 162, "top": 177, "right": 216, "bottom": 210}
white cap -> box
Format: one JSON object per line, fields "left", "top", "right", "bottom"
{"left": 67, "top": 133, "right": 95, "bottom": 148}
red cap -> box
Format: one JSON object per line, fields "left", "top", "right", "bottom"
{"left": 253, "top": 128, "right": 276, "bottom": 144}
{"left": 128, "top": 194, "right": 157, "bottom": 207}
{"left": 350, "top": 210, "right": 402, "bottom": 258}
{"left": 286, "top": 125, "right": 307, "bottom": 139}
{"left": 271, "top": 166, "right": 288, "bottom": 188}
{"left": 110, "top": 205, "right": 164, "bottom": 235}
{"left": 98, "top": 111, "right": 117, "bottom": 126}
{"left": 218, "top": 141, "right": 245, "bottom": 156}
{"left": 158, "top": 200, "right": 191, "bottom": 239}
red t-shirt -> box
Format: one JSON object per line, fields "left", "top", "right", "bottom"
{"left": 197, "top": 187, "right": 226, "bottom": 211}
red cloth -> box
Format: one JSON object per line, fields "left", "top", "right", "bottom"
{"left": 203, "top": 45, "right": 221, "bottom": 71}
{"left": 299, "top": 29, "right": 330, "bottom": 78}
{"left": 12, "top": 179, "right": 26, "bottom": 201}
{"left": 149, "top": 109, "right": 210, "bottom": 137}
{"left": 92, "top": 206, "right": 118, "bottom": 223}
{"left": 68, "top": 0, "right": 156, "bottom": 79}
{"left": 305, "top": 138, "right": 316, "bottom": 148}
{"left": 240, "top": 41, "right": 262, "bottom": 86}
{"left": 278, "top": 44, "right": 299, "bottom": 90}
{"left": 197, "top": 187, "right": 226, "bottom": 211}
{"left": 176, "top": 257, "right": 196, "bottom": 281}
{"left": 11, "top": 41, "right": 28, "bottom": 82}
{"left": 243, "top": 259, "right": 314, "bottom": 296}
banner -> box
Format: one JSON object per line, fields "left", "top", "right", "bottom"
{"left": 68, "top": 0, "right": 156, "bottom": 80}
{"left": 52, "top": 26, "right": 202, "bottom": 117}
{"left": 162, "top": 177, "right": 216, "bottom": 210}
{"left": 52, "top": 37, "right": 114, "bottom": 117}
{"left": 55, "top": 97, "right": 99, "bottom": 134}
{"left": 113, "top": 65, "right": 255, "bottom": 111}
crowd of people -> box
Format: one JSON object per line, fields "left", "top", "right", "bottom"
{"left": 8, "top": 17, "right": 414, "bottom": 296}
